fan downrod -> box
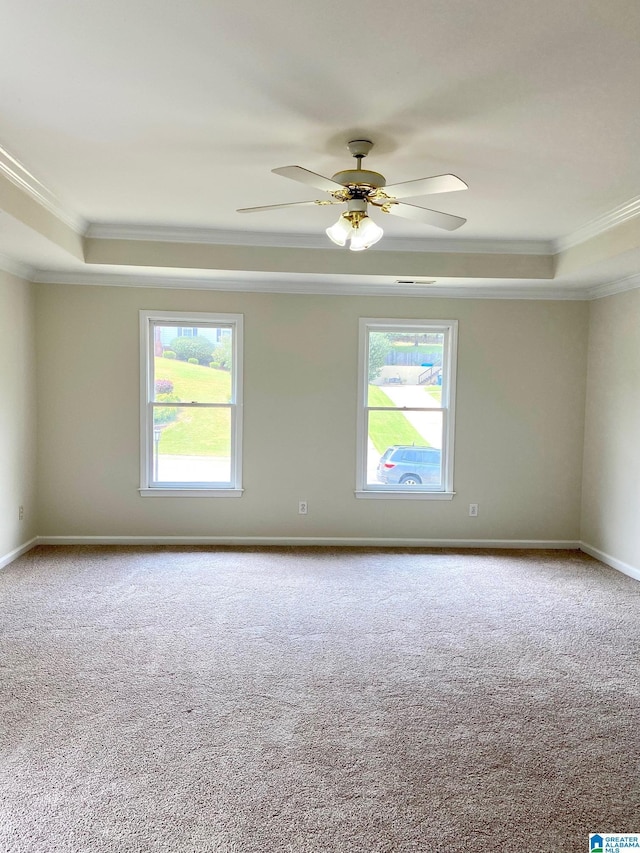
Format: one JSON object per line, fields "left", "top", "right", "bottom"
{"left": 331, "top": 139, "right": 385, "bottom": 191}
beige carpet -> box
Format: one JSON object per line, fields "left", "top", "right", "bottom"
{"left": 1, "top": 545, "right": 638, "bottom": 852}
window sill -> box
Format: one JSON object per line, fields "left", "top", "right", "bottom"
{"left": 355, "top": 490, "right": 455, "bottom": 501}
{"left": 139, "top": 488, "right": 244, "bottom": 498}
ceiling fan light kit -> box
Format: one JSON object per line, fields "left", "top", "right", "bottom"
{"left": 325, "top": 198, "right": 384, "bottom": 251}
{"left": 237, "top": 139, "right": 468, "bottom": 251}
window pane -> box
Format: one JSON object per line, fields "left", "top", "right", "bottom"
{"left": 368, "top": 382, "right": 442, "bottom": 409}
{"left": 366, "top": 409, "right": 443, "bottom": 486}
{"left": 368, "top": 330, "right": 445, "bottom": 401}
{"left": 152, "top": 325, "right": 232, "bottom": 404}
{"left": 152, "top": 406, "right": 232, "bottom": 484}
{"left": 152, "top": 324, "right": 232, "bottom": 403}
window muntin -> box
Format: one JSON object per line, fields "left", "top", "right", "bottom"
{"left": 357, "top": 319, "right": 457, "bottom": 498}
{"left": 140, "top": 312, "right": 243, "bottom": 495}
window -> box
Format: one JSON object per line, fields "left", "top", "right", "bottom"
{"left": 139, "top": 311, "right": 243, "bottom": 496}
{"left": 356, "top": 318, "right": 458, "bottom": 499}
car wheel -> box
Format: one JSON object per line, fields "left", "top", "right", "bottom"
{"left": 400, "top": 474, "right": 422, "bottom": 485}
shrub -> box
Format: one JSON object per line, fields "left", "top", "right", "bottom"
{"left": 169, "top": 336, "right": 215, "bottom": 365}
{"left": 155, "top": 378, "right": 174, "bottom": 395}
{"left": 163, "top": 350, "right": 177, "bottom": 359}
{"left": 209, "top": 361, "right": 219, "bottom": 369}
{"left": 187, "top": 357, "right": 199, "bottom": 365}
{"left": 213, "top": 339, "right": 232, "bottom": 370}
{"left": 154, "top": 393, "right": 180, "bottom": 425}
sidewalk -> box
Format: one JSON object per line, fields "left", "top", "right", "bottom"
{"left": 381, "top": 384, "right": 442, "bottom": 448}
{"left": 156, "top": 454, "right": 231, "bottom": 482}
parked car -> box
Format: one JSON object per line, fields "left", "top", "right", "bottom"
{"left": 376, "top": 445, "right": 442, "bottom": 485}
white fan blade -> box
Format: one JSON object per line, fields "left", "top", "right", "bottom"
{"left": 384, "top": 201, "right": 466, "bottom": 231}
{"left": 237, "top": 199, "right": 340, "bottom": 213}
{"left": 383, "top": 174, "right": 468, "bottom": 199}
{"left": 272, "top": 166, "right": 345, "bottom": 193}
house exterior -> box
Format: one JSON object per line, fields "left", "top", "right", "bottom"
{"left": 157, "top": 326, "right": 230, "bottom": 350}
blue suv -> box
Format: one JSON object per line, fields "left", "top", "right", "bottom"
{"left": 376, "top": 445, "right": 442, "bottom": 486}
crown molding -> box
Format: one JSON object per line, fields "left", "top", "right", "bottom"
{"left": 85, "top": 222, "right": 553, "bottom": 256}
{"left": 0, "top": 252, "right": 33, "bottom": 280}
{"left": 554, "top": 194, "right": 640, "bottom": 253}
{"left": 1, "top": 138, "right": 637, "bottom": 260}
{"left": 2, "top": 140, "right": 637, "bottom": 295}
{"left": 31, "top": 268, "right": 587, "bottom": 300}
{"left": 586, "top": 272, "right": 640, "bottom": 300}
{"left": 0, "top": 143, "right": 86, "bottom": 233}
{"left": 31, "top": 262, "right": 640, "bottom": 301}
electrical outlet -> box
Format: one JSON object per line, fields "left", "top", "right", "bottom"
{"left": 298, "top": 500, "right": 308, "bottom": 515}
{"left": 18, "top": 505, "right": 24, "bottom": 521}
{"left": 468, "top": 503, "right": 479, "bottom": 517}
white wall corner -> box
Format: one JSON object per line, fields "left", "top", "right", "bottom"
{"left": 0, "top": 252, "right": 34, "bottom": 281}
{"left": 0, "top": 537, "right": 39, "bottom": 571}
{"left": 580, "top": 542, "right": 640, "bottom": 582}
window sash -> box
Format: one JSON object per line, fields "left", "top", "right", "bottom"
{"left": 149, "top": 321, "right": 237, "bottom": 404}
{"left": 357, "top": 318, "right": 457, "bottom": 497}
{"left": 362, "top": 409, "right": 449, "bottom": 492}
{"left": 140, "top": 311, "right": 243, "bottom": 494}
{"left": 147, "top": 404, "right": 237, "bottom": 488}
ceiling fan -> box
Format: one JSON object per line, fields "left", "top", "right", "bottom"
{"left": 237, "top": 139, "right": 468, "bottom": 251}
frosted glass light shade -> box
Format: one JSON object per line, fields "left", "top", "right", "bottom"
{"left": 326, "top": 215, "right": 352, "bottom": 246}
{"left": 349, "top": 216, "right": 383, "bottom": 251}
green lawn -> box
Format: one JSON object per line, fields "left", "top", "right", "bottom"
{"left": 152, "top": 361, "right": 431, "bottom": 458}
{"left": 367, "top": 385, "right": 428, "bottom": 454}
{"left": 154, "top": 358, "right": 232, "bottom": 456}
{"left": 155, "top": 357, "right": 231, "bottom": 403}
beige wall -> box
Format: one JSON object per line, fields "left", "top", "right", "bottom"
{"left": 34, "top": 283, "right": 588, "bottom": 543}
{"left": 582, "top": 288, "right": 640, "bottom": 571}
{"left": 0, "top": 270, "right": 37, "bottom": 561}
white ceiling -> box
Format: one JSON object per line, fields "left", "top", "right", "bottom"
{"left": 1, "top": 0, "right": 640, "bottom": 296}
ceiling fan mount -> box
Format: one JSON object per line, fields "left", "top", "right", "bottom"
{"left": 329, "top": 139, "right": 386, "bottom": 195}
{"left": 237, "top": 137, "right": 469, "bottom": 250}
{"left": 345, "top": 139, "right": 374, "bottom": 159}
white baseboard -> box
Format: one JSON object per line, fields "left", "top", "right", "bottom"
{"left": 6, "top": 537, "right": 637, "bottom": 582}
{"left": 37, "top": 535, "right": 581, "bottom": 549}
{"left": 580, "top": 542, "right": 640, "bottom": 582}
{"left": 0, "top": 535, "right": 587, "bottom": 568}
{"left": 0, "top": 537, "right": 39, "bottom": 570}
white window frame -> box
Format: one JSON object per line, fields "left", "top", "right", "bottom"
{"left": 355, "top": 317, "right": 458, "bottom": 500}
{"left": 139, "top": 310, "right": 243, "bottom": 497}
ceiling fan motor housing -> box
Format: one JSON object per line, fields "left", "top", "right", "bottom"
{"left": 331, "top": 168, "right": 386, "bottom": 191}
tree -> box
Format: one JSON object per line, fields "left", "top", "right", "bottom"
{"left": 368, "top": 332, "right": 391, "bottom": 381}
{"left": 213, "top": 338, "right": 232, "bottom": 370}
{"left": 169, "top": 336, "right": 215, "bottom": 365}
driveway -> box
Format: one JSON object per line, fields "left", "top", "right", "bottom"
{"left": 380, "top": 384, "right": 443, "bottom": 448}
